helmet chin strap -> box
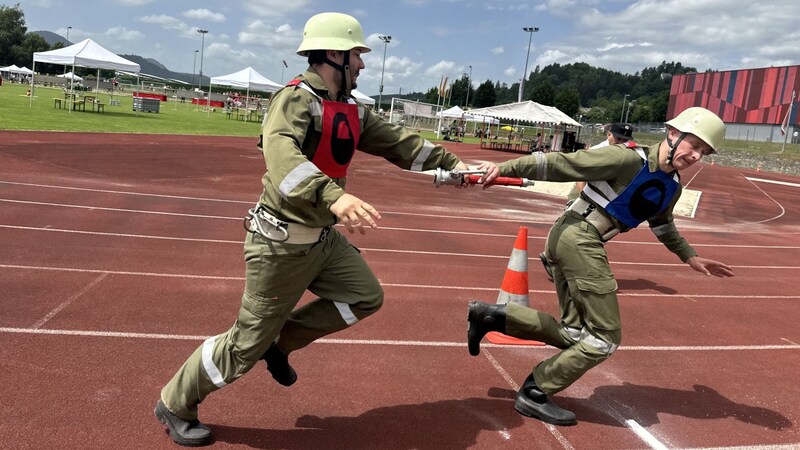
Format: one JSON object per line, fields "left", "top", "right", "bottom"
{"left": 665, "top": 131, "right": 686, "bottom": 166}
{"left": 322, "top": 51, "right": 353, "bottom": 98}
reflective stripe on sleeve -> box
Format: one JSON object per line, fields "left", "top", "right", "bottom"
{"left": 532, "top": 153, "right": 548, "bottom": 179}
{"left": 333, "top": 301, "right": 359, "bottom": 326}
{"left": 410, "top": 140, "right": 435, "bottom": 172}
{"left": 279, "top": 161, "right": 321, "bottom": 199}
{"left": 202, "top": 335, "right": 227, "bottom": 388}
{"left": 308, "top": 102, "right": 322, "bottom": 117}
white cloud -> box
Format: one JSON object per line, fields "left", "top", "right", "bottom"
{"left": 183, "top": 9, "right": 226, "bottom": 23}
{"left": 117, "top": 0, "right": 153, "bottom": 5}
{"left": 238, "top": 20, "right": 298, "bottom": 52}
{"left": 137, "top": 15, "right": 185, "bottom": 30}
{"left": 241, "top": 0, "right": 312, "bottom": 18}
{"left": 136, "top": 15, "right": 206, "bottom": 40}
{"left": 424, "top": 60, "right": 460, "bottom": 79}
{"left": 104, "top": 26, "right": 144, "bottom": 42}
{"left": 490, "top": 47, "right": 504, "bottom": 55}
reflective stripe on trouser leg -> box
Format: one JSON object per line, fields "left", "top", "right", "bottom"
{"left": 333, "top": 301, "right": 359, "bottom": 325}
{"left": 160, "top": 330, "right": 239, "bottom": 421}
{"left": 202, "top": 335, "right": 227, "bottom": 388}
{"left": 531, "top": 212, "right": 621, "bottom": 395}
{"left": 533, "top": 339, "right": 612, "bottom": 395}
{"left": 277, "top": 229, "right": 384, "bottom": 353}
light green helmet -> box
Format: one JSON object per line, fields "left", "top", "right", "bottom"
{"left": 296, "top": 12, "right": 371, "bottom": 56}
{"left": 665, "top": 107, "right": 725, "bottom": 153}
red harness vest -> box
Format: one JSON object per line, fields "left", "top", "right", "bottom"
{"left": 288, "top": 79, "right": 360, "bottom": 178}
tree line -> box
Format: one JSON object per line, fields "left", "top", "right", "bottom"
{"left": 410, "top": 60, "right": 697, "bottom": 124}
{"left": 3, "top": 3, "right": 697, "bottom": 122}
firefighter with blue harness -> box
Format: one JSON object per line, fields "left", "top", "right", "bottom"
{"left": 466, "top": 107, "right": 735, "bottom": 426}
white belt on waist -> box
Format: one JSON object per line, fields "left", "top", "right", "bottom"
{"left": 245, "top": 206, "right": 326, "bottom": 245}
{"left": 284, "top": 222, "right": 326, "bottom": 244}
{"left": 567, "top": 197, "right": 620, "bottom": 241}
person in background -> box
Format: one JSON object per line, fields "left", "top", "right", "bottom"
{"left": 466, "top": 107, "right": 733, "bottom": 426}
{"left": 154, "top": 12, "right": 471, "bottom": 447}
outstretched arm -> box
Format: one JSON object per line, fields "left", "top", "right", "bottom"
{"left": 687, "top": 256, "right": 734, "bottom": 277}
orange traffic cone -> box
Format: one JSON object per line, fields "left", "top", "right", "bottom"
{"left": 487, "top": 226, "right": 543, "bottom": 346}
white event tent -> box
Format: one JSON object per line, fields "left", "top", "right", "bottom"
{"left": 30, "top": 38, "right": 140, "bottom": 108}
{"left": 468, "top": 101, "right": 581, "bottom": 127}
{"left": 434, "top": 105, "right": 499, "bottom": 137}
{"left": 351, "top": 89, "right": 375, "bottom": 105}
{"left": 209, "top": 66, "right": 282, "bottom": 111}
{"left": 57, "top": 71, "right": 83, "bottom": 82}
{"left": 468, "top": 100, "right": 581, "bottom": 150}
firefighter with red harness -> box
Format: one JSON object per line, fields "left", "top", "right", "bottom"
{"left": 155, "top": 12, "right": 470, "bottom": 447}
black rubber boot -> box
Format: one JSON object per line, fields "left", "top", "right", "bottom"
{"left": 514, "top": 374, "right": 577, "bottom": 426}
{"left": 154, "top": 399, "right": 212, "bottom": 447}
{"left": 467, "top": 300, "right": 507, "bottom": 356}
{"left": 539, "top": 252, "right": 554, "bottom": 280}
{"left": 262, "top": 343, "right": 297, "bottom": 386}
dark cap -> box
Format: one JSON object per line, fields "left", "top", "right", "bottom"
{"left": 609, "top": 123, "right": 633, "bottom": 140}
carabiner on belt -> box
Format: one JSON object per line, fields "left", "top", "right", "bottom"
{"left": 244, "top": 206, "right": 290, "bottom": 242}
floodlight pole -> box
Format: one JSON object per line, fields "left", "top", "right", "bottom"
{"left": 620, "top": 94, "right": 629, "bottom": 122}
{"left": 518, "top": 26, "right": 539, "bottom": 103}
{"left": 377, "top": 35, "right": 392, "bottom": 114}
{"left": 192, "top": 50, "right": 198, "bottom": 87}
{"left": 197, "top": 29, "right": 208, "bottom": 90}
{"left": 625, "top": 100, "right": 635, "bottom": 123}
{"left": 465, "top": 65, "right": 472, "bottom": 108}
{"left": 63, "top": 26, "right": 71, "bottom": 75}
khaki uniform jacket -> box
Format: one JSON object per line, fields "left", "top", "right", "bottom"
{"left": 257, "top": 68, "right": 462, "bottom": 228}
{"left": 498, "top": 144, "right": 697, "bottom": 262}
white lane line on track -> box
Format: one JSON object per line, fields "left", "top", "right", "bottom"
{"left": 5, "top": 263, "right": 800, "bottom": 299}
{"left": 625, "top": 419, "right": 669, "bottom": 450}
{"left": 679, "top": 444, "right": 800, "bottom": 449}
{"left": 482, "top": 352, "right": 577, "bottom": 449}
{"left": 31, "top": 273, "right": 107, "bottom": 329}
{"left": 742, "top": 177, "right": 786, "bottom": 224}
{"left": 4, "top": 223, "right": 800, "bottom": 252}
{"left": 6, "top": 178, "right": 800, "bottom": 232}
{"left": 0, "top": 180, "right": 253, "bottom": 204}
{"left": 746, "top": 177, "right": 800, "bottom": 188}
{"left": 2, "top": 327, "right": 799, "bottom": 352}
{"left": 0, "top": 199, "right": 240, "bottom": 220}
{"left": 1, "top": 179, "right": 544, "bottom": 225}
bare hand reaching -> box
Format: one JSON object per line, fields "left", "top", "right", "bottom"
{"left": 330, "top": 193, "right": 381, "bottom": 234}
{"left": 687, "top": 256, "right": 734, "bottom": 277}
{"left": 474, "top": 162, "right": 500, "bottom": 187}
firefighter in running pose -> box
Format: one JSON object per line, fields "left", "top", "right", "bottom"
{"left": 155, "top": 12, "right": 470, "bottom": 447}
{"left": 467, "top": 107, "right": 734, "bottom": 426}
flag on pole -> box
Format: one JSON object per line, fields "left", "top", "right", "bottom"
{"left": 282, "top": 60, "right": 288, "bottom": 68}
{"left": 439, "top": 76, "right": 448, "bottom": 97}
{"left": 781, "top": 90, "right": 795, "bottom": 136}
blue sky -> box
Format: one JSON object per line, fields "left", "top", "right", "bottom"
{"left": 20, "top": 0, "right": 799, "bottom": 96}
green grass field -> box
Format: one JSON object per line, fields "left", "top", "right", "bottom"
{"left": 2, "top": 81, "right": 797, "bottom": 168}
{"left": 0, "top": 82, "right": 263, "bottom": 136}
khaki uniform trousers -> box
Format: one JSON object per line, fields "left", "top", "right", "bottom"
{"left": 161, "top": 228, "right": 384, "bottom": 419}
{"left": 506, "top": 211, "right": 621, "bottom": 395}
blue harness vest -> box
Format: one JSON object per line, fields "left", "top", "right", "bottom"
{"left": 585, "top": 146, "right": 680, "bottom": 230}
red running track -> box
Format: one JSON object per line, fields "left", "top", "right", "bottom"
{"left": 1, "top": 131, "right": 799, "bottom": 449}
